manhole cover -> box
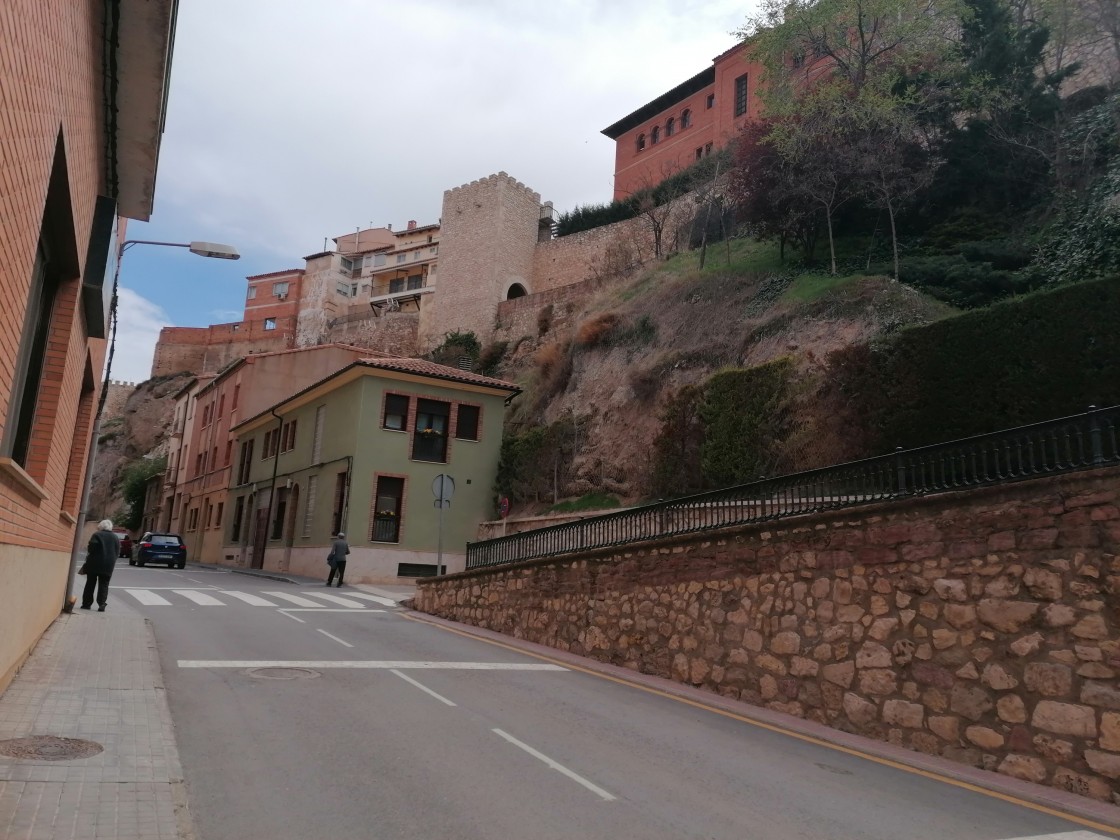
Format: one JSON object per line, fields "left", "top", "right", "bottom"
{"left": 246, "top": 667, "right": 320, "bottom": 680}
{"left": 0, "top": 736, "right": 103, "bottom": 761}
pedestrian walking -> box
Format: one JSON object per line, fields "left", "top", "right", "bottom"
{"left": 81, "top": 519, "right": 120, "bottom": 612}
{"left": 326, "top": 532, "right": 350, "bottom": 587}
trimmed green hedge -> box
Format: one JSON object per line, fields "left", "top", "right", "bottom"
{"left": 826, "top": 278, "right": 1120, "bottom": 451}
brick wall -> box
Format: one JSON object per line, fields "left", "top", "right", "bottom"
{"left": 0, "top": 0, "right": 112, "bottom": 691}
{"left": 150, "top": 317, "right": 295, "bottom": 377}
{"left": 416, "top": 468, "right": 1120, "bottom": 802}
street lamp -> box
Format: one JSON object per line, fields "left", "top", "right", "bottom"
{"left": 63, "top": 238, "right": 240, "bottom": 611}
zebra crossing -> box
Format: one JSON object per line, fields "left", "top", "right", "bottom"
{"left": 120, "top": 587, "right": 398, "bottom": 610}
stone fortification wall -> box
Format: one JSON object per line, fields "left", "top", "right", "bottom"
{"left": 416, "top": 468, "right": 1120, "bottom": 802}
{"left": 324, "top": 310, "right": 420, "bottom": 357}
{"left": 492, "top": 281, "right": 594, "bottom": 346}
{"left": 423, "top": 173, "right": 542, "bottom": 351}
{"left": 150, "top": 318, "right": 295, "bottom": 378}
{"left": 101, "top": 381, "right": 137, "bottom": 423}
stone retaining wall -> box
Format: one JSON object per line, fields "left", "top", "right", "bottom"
{"left": 415, "top": 468, "right": 1120, "bottom": 802}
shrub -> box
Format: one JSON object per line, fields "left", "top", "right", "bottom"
{"left": 549, "top": 493, "right": 621, "bottom": 513}
{"left": 575, "top": 313, "right": 620, "bottom": 348}
{"left": 610, "top": 314, "right": 657, "bottom": 347}
{"left": 537, "top": 304, "right": 554, "bottom": 336}
{"left": 650, "top": 384, "right": 706, "bottom": 498}
{"left": 118, "top": 457, "right": 166, "bottom": 530}
{"left": 478, "top": 341, "right": 508, "bottom": 377}
{"left": 426, "top": 330, "right": 481, "bottom": 369}
{"left": 535, "top": 341, "right": 573, "bottom": 399}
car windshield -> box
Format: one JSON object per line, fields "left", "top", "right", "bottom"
{"left": 148, "top": 535, "right": 182, "bottom": 546}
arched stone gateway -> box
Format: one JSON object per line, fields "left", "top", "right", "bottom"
{"left": 506, "top": 283, "right": 527, "bottom": 300}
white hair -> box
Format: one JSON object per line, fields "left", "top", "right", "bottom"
{"left": 98, "top": 519, "right": 113, "bottom": 531}
{"left": 336, "top": 532, "right": 345, "bottom": 539}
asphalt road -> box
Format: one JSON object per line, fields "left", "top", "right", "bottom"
{"left": 103, "top": 563, "right": 1113, "bottom": 840}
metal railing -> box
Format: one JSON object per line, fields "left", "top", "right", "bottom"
{"left": 466, "top": 405, "right": 1120, "bottom": 571}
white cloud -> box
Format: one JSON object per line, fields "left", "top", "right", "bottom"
{"left": 108, "top": 288, "right": 174, "bottom": 384}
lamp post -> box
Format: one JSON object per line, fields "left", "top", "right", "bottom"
{"left": 63, "top": 238, "right": 240, "bottom": 612}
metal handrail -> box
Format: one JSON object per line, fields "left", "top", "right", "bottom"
{"left": 466, "top": 405, "right": 1120, "bottom": 570}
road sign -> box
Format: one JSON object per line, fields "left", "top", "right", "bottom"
{"left": 432, "top": 474, "right": 455, "bottom": 504}
{"left": 499, "top": 497, "right": 511, "bottom": 519}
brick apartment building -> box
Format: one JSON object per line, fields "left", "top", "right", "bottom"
{"left": 602, "top": 43, "right": 764, "bottom": 200}
{"left": 0, "top": 0, "right": 179, "bottom": 692}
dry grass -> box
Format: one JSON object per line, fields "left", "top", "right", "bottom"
{"left": 575, "top": 312, "right": 620, "bottom": 348}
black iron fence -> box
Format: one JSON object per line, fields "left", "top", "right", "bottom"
{"left": 466, "top": 405, "right": 1120, "bottom": 571}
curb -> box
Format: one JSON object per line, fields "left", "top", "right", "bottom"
{"left": 403, "top": 609, "right": 1120, "bottom": 835}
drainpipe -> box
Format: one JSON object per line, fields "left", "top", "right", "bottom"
{"left": 260, "top": 409, "right": 283, "bottom": 566}
{"left": 341, "top": 455, "right": 353, "bottom": 536}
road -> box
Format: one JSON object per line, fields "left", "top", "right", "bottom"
{"left": 103, "top": 562, "right": 1113, "bottom": 840}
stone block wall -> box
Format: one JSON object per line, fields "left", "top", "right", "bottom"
{"left": 150, "top": 318, "right": 295, "bottom": 377}
{"left": 324, "top": 310, "right": 419, "bottom": 357}
{"left": 415, "top": 468, "right": 1120, "bottom": 802}
{"left": 492, "top": 281, "right": 593, "bottom": 346}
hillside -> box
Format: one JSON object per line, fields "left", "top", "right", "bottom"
{"left": 492, "top": 238, "right": 954, "bottom": 508}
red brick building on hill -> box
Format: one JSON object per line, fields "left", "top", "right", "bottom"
{"left": 601, "top": 44, "right": 765, "bottom": 200}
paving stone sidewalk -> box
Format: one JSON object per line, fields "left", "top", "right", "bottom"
{"left": 0, "top": 607, "right": 190, "bottom": 839}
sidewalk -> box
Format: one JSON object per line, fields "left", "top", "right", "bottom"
{"left": 0, "top": 607, "right": 190, "bottom": 839}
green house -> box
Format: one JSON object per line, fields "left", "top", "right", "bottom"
{"left": 225, "top": 358, "right": 520, "bottom": 581}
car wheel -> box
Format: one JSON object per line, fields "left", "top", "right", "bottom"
{"left": 137, "top": 560, "right": 145, "bottom": 567}
{"left": 176, "top": 562, "right": 186, "bottom": 569}
{"left": 129, "top": 559, "right": 136, "bottom": 566}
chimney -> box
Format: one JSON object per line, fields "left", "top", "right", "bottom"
{"left": 407, "top": 220, "right": 417, "bottom": 230}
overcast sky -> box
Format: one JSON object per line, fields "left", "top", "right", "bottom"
{"left": 113, "top": 0, "right": 754, "bottom": 382}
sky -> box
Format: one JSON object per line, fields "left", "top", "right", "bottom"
{"left": 112, "top": 0, "right": 755, "bottom": 383}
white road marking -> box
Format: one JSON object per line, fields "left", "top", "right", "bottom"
{"left": 178, "top": 660, "right": 568, "bottom": 670}
{"left": 390, "top": 669, "right": 456, "bottom": 706}
{"left": 491, "top": 728, "right": 616, "bottom": 801}
{"left": 175, "top": 590, "right": 224, "bottom": 605}
{"left": 263, "top": 591, "right": 327, "bottom": 608}
{"left": 279, "top": 612, "right": 306, "bottom": 624}
{"left": 120, "top": 586, "right": 218, "bottom": 590}
{"left": 125, "top": 589, "right": 172, "bottom": 606}
{"left": 316, "top": 629, "right": 354, "bottom": 648}
{"left": 307, "top": 592, "right": 368, "bottom": 608}
{"left": 278, "top": 608, "right": 386, "bottom": 613}
{"left": 333, "top": 592, "right": 398, "bottom": 607}
{"left": 1000, "top": 834, "right": 1113, "bottom": 839}
{"left": 223, "top": 591, "right": 278, "bottom": 606}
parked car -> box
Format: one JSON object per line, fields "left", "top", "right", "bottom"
{"left": 112, "top": 528, "right": 133, "bottom": 558}
{"left": 131, "top": 533, "right": 187, "bottom": 569}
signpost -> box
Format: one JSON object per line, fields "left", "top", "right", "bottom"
{"left": 498, "top": 496, "right": 511, "bottom": 537}
{"left": 432, "top": 474, "right": 455, "bottom": 576}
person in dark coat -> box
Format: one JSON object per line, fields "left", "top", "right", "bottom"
{"left": 326, "top": 532, "right": 350, "bottom": 587}
{"left": 82, "top": 519, "right": 121, "bottom": 611}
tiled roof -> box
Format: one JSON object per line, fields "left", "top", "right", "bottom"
{"left": 358, "top": 357, "right": 520, "bottom": 391}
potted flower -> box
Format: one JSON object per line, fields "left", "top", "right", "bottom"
{"left": 418, "top": 427, "right": 443, "bottom": 437}
{"left": 377, "top": 509, "right": 397, "bottom": 519}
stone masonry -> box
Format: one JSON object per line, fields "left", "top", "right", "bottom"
{"left": 415, "top": 468, "right": 1120, "bottom": 802}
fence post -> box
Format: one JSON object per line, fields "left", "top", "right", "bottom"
{"left": 1089, "top": 405, "right": 1104, "bottom": 466}
{"left": 894, "top": 447, "right": 908, "bottom": 497}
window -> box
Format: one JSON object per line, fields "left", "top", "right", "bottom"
{"left": 706, "top": 93, "right": 715, "bottom": 109}
{"left": 430, "top": 246, "right": 437, "bottom": 255}
{"left": 331, "top": 470, "right": 348, "bottom": 536}
{"left": 696, "top": 147, "right": 703, "bottom": 161}
{"left": 231, "top": 496, "right": 245, "bottom": 542}
{"left": 636, "top": 133, "right": 646, "bottom": 151}
{"left": 312, "top": 406, "right": 325, "bottom": 462}
{"left": 374, "top": 253, "right": 386, "bottom": 267}
{"left": 210, "top": 446, "right": 217, "bottom": 470}
{"left": 262, "top": 428, "right": 280, "bottom": 459}
{"left": 247, "top": 285, "right": 257, "bottom": 299}
{"left": 303, "top": 475, "right": 318, "bottom": 538}
{"left": 202, "top": 405, "right": 210, "bottom": 426}
{"left": 224, "top": 440, "right": 232, "bottom": 466}
{"left": 407, "top": 275, "right": 423, "bottom": 290}
{"left": 666, "top": 117, "right": 675, "bottom": 137}
{"left": 196, "top": 452, "right": 204, "bottom": 475}
{"left": 281, "top": 420, "right": 297, "bottom": 453}
{"left": 218, "top": 394, "right": 225, "bottom": 417}
{"left": 389, "top": 277, "right": 405, "bottom": 294}
{"left": 412, "top": 399, "right": 449, "bottom": 462}
{"left": 651, "top": 125, "right": 660, "bottom": 145}
{"left": 272, "top": 281, "right": 289, "bottom": 297}
{"left": 188, "top": 507, "right": 199, "bottom": 530}
{"left": 237, "top": 440, "right": 254, "bottom": 484}
{"left": 705, "top": 142, "right": 713, "bottom": 156}
{"left": 338, "top": 257, "right": 353, "bottom": 275}
{"left": 383, "top": 394, "right": 409, "bottom": 431}
{"left": 336, "top": 280, "right": 352, "bottom": 296}
{"left": 264, "top": 318, "right": 276, "bottom": 330}
{"left": 455, "top": 405, "right": 480, "bottom": 441}
{"left": 205, "top": 501, "right": 214, "bottom": 528}
{"left": 371, "top": 476, "right": 404, "bottom": 543}
{"left": 396, "top": 254, "right": 406, "bottom": 264}
{"left": 734, "top": 73, "right": 749, "bottom": 117}
{"left": 214, "top": 502, "right": 224, "bottom": 528}
{"left": 232, "top": 384, "right": 240, "bottom": 410}
{"left": 681, "top": 108, "right": 692, "bottom": 128}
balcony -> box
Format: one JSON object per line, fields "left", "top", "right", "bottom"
{"left": 369, "top": 269, "right": 433, "bottom": 315}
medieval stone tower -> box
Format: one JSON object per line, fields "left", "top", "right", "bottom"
{"left": 423, "top": 172, "right": 544, "bottom": 350}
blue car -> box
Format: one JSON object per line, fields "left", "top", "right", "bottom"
{"left": 131, "top": 533, "right": 187, "bottom": 569}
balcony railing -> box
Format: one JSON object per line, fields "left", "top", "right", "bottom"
{"left": 466, "top": 405, "right": 1120, "bottom": 571}
{"left": 370, "top": 274, "right": 429, "bottom": 299}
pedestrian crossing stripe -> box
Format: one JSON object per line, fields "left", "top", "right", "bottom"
{"left": 120, "top": 588, "right": 392, "bottom": 610}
